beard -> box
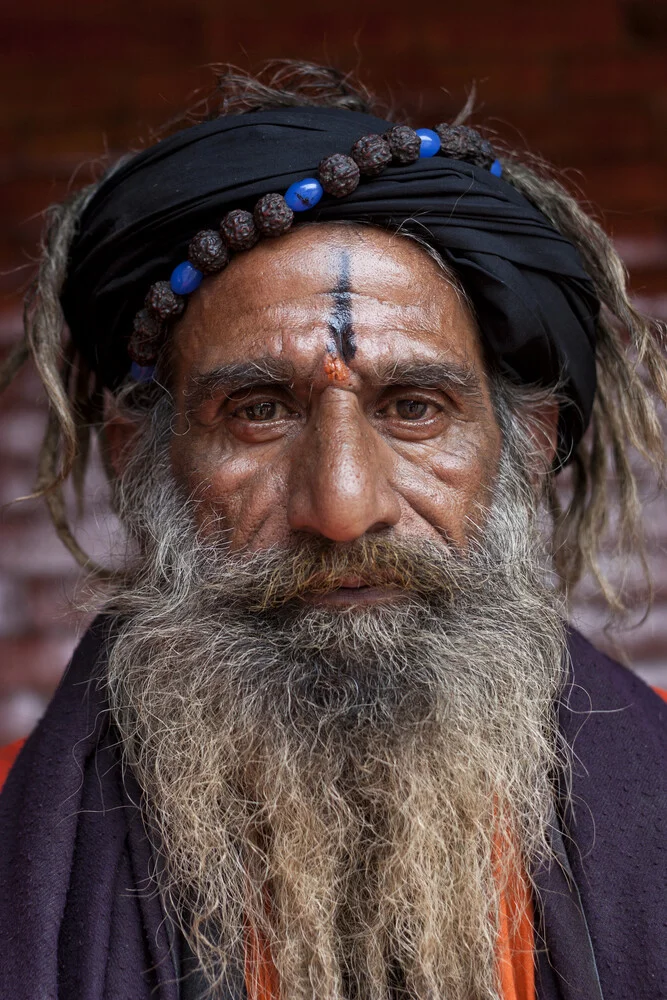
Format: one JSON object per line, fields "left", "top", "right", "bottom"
{"left": 105, "top": 397, "right": 567, "bottom": 1000}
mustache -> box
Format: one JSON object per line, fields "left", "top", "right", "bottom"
{"left": 196, "top": 534, "right": 491, "bottom": 610}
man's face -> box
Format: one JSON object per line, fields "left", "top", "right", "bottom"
{"left": 108, "top": 224, "right": 565, "bottom": 1000}
{"left": 168, "top": 223, "right": 503, "bottom": 604}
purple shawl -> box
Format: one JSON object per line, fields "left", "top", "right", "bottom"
{"left": 0, "top": 616, "right": 664, "bottom": 999}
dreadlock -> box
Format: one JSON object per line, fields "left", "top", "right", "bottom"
{"left": 2, "top": 59, "right": 665, "bottom": 615}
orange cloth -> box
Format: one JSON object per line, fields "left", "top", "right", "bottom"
{"left": 245, "top": 921, "right": 281, "bottom": 1000}
{"left": 496, "top": 866, "right": 535, "bottom": 1000}
{"left": 0, "top": 738, "right": 25, "bottom": 791}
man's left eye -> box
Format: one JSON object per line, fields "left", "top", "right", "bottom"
{"left": 395, "top": 399, "right": 430, "bottom": 420}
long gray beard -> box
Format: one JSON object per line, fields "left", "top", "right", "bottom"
{"left": 105, "top": 401, "right": 567, "bottom": 1000}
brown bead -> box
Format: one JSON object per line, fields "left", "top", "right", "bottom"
{"left": 128, "top": 308, "right": 163, "bottom": 365}
{"left": 384, "top": 125, "right": 421, "bottom": 165}
{"left": 253, "top": 193, "right": 294, "bottom": 237}
{"left": 220, "top": 209, "right": 259, "bottom": 251}
{"left": 434, "top": 124, "right": 495, "bottom": 168}
{"left": 188, "top": 229, "right": 229, "bottom": 275}
{"left": 318, "top": 153, "right": 360, "bottom": 197}
{"left": 145, "top": 280, "right": 185, "bottom": 321}
{"left": 350, "top": 134, "right": 392, "bottom": 177}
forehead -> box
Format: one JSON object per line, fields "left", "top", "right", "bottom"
{"left": 170, "top": 223, "right": 485, "bottom": 376}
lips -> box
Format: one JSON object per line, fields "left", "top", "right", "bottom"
{"left": 335, "top": 576, "right": 368, "bottom": 589}
{"left": 298, "top": 576, "right": 406, "bottom": 607}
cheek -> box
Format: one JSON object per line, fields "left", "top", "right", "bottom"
{"left": 393, "top": 418, "right": 502, "bottom": 545}
{"left": 170, "top": 430, "right": 290, "bottom": 548}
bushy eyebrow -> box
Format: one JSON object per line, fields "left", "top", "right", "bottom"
{"left": 186, "top": 357, "right": 297, "bottom": 407}
{"left": 371, "top": 360, "right": 483, "bottom": 399}
{"left": 186, "top": 356, "right": 483, "bottom": 406}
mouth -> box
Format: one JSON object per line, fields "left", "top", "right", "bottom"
{"left": 299, "top": 576, "right": 407, "bottom": 607}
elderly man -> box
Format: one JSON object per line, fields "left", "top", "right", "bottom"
{"left": 0, "top": 64, "right": 665, "bottom": 1000}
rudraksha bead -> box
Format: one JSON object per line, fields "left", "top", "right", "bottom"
{"left": 220, "top": 209, "right": 259, "bottom": 251}
{"left": 473, "top": 139, "right": 496, "bottom": 168}
{"left": 384, "top": 125, "right": 420, "bottom": 164}
{"left": 434, "top": 124, "right": 495, "bottom": 168}
{"left": 187, "top": 229, "right": 229, "bottom": 275}
{"left": 253, "top": 193, "right": 294, "bottom": 237}
{"left": 128, "top": 309, "right": 163, "bottom": 365}
{"left": 145, "top": 280, "right": 185, "bottom": 321}
{"left": 350, "top": 134, "right": 392, "bottom": 177}
{"left": 318, "top": 153, "right": 360, "bottom": 197}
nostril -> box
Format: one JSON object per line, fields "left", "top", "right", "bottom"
{"left": 366, "top": 519, "right": 395, "bottom": 534}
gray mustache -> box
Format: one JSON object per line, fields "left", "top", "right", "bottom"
{"left": 192, "top": 535, "right": 493, "bottom": 610}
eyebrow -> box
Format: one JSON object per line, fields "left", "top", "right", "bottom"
{"left": 186, "top": 356, "right": 483, "bottom": 407}
{"left": 186, "top": 357, "right": 297, "bottom": 408}
{"left": 371, "top": 359, "right": 484, "bottom": 399}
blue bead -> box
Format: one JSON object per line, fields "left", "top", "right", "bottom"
{"left": 170, "top": 261, "right": 203, "bottom": 295}
{"left": 130, "top": 362, "right": 155, "bottom": 382}
{"left": 284, "top": 177, "right": 324, "bottom": 212}
{"left": 490, "top": 159, "right": 503, "bottom": 177}
{"left": 416, "top": 128, "right": 441, "bottom": 158}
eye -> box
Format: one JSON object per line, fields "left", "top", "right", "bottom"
{"left": 239, "top": 401, "right": 280, "bottom": 421}
{"left": 395, "top": 399, "right": 430, "bottom": 420}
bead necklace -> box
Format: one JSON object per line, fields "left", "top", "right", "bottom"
{"left": 129, "top": 123, "right": 501, "bottom": 380}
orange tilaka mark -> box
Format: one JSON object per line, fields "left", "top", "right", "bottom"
{"left": 323, "top": 352, "right": 350, "bottom": 384}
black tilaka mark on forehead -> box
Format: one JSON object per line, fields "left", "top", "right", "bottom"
{"left": 327, "top": 251, "right": 357, "bottom": 363}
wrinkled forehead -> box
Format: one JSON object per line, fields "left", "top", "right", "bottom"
{"left": 170, "top": 222, "right": 486, "bottom": 382}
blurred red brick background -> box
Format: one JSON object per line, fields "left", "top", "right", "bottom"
{"left": 1, "top": 0, "right": 667, "bottom": 743}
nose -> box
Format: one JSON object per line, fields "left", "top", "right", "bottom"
{"left": 287, "top": 388, "right": 401, "bottom": 542}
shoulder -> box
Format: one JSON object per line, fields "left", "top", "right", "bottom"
{"left": 561, "top": 628, "right": 666, "bottom": 811}
{"left": 561, "top": 626, "right": 666, "bottom": 852}
{"left": 559, "top": 634, "right": 666, "bottom": 996}
{"left": 0, "top": 615, "right": 116, "bottom": 798}
{"left": 565, "top": 627, "right": 667, "bottom": 739}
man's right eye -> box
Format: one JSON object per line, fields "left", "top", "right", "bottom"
{"left": 241, "top": 401, "right": 278, "bottom": 421}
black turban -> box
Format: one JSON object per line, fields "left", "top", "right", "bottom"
{"left": 60, "top": 106, "right": 599, "bottom": 458}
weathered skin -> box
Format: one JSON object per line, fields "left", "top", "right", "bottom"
{"left": 159, "top": 224, "right": 510, "bottom": 604}
{"left": 108, "top": 224, "right": 556, "bottom": 606}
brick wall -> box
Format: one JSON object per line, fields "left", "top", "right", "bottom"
{"left": 1, "top": 0, "right": 666, "bottom": 743}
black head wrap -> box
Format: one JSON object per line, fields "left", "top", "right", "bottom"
{"left": 60, "top": 106, "right": 599, "bottom": 457}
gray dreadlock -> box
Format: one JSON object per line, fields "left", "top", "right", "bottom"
{"left": 2, "top": 60, "right": 665, "bottom": 615}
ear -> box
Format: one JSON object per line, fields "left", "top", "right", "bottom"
{"left": 102, "top": 414, "right": 141, "bottom": 479}
{"left": 524, "top": 398, "right": 560, "bottom": 484}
